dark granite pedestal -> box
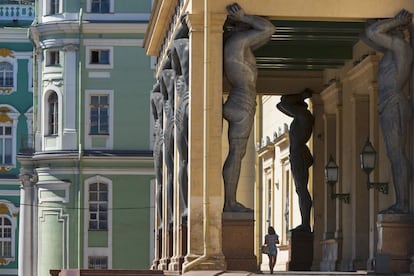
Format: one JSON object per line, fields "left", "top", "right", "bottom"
{"left": 376, "top": 214, "right": 414, "bottom": 273}
{"left": 287, "top": 230, "right": 314, "bottom": 271}
{"left": 222, "top": 212, "right": 258, "bottom": 272}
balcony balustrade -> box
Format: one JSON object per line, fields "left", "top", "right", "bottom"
{"left": 0, "top": 2, "right": 34, "bottom": 23}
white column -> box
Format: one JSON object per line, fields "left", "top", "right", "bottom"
{"left": 62, "top": 45, "right": 78, "bottom": 150}
{"left": 18, "top": 171, "right": 35, "bottom": 276}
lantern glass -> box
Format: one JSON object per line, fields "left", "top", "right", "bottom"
{"left": 325, "top": 155, "right": 338, "bottom": 183}
{"left": 360, "top": 140, "right": 376, "bottom": 172}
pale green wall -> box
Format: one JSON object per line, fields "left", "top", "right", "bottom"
{"left": 61, "top": 1, "right": 152, "bottom": 13}
{"left": 111, "top": 175, "right": 152, "bottom": 268}
{"left": 115, "top": 1, "right": 152, "bottom": 13}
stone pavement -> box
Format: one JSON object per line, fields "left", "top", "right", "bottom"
{"left": 182, "top": 271, "right": 414, "bottom": 276}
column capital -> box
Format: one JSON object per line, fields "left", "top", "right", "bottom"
{"left": 63, "top": 44, "right": 79, "bottom": 52}
{"left": 186, "top": 13, "right": 227, "bottom": 33}
{"left": 19, "top": 171, "right": 37, "bottom": 188}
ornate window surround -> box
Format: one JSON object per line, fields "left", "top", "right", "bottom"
{"left": 0, "top": 200, "right": 19, "bottom": 266}
{"left": 0, "top": 49, "right": 17, "bottom": 95}
{"left": 0, "top": 105, "right": 18, "bottom": 171}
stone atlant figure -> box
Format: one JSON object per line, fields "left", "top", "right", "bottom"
{"left": 160, "top": 60, "right": 176, "bottom": 222}
{"left": 363, "top": 9, "right": 413, "bottom": 213}
{"left": 151, "top": 82, "right": 164, "bottom": 221}
{"left": 277, "top": 89, "right": 314, "bottom": 232}
{"left": 172, "top": 43, "right": 189, "bottom": 214}
{"left": 222, "top": 3, "right": 275, "bottom": 212}
{"left": 171, "top": 15, "right": 190, "bottom": 215}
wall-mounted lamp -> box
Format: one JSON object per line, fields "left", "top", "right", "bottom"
{"left": 359, "top": 139, "right": 388, "bottom": 194}
{"left": 325, "top": 155, "right": 350, "bottom": 204}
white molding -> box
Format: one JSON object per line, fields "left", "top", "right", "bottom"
{"left": 38, "top": 208, "right": 69, "bottom": 270}
{"left": 88, "top": 71, "right": 110, "bottom": 79}
{"left": 0, "top": 179, "right": 19, "bottom": 185}
{"left": 83, "top": 22, "right": 148, "bottom": 33}
{"left": 84, "top": 90, "right": 114, "bottom": 149}
{"left": 85, "top": 46, "right": 113, "bottom": 70}
{"left": 0, "top": 269, "right": 18, "bottom": 274}
{"left": 83, "top": 39, "right": 143, "bottom": 47}
{"left": 0, "top": 190, "right": 19, "bottom": 196}
{"left": 31, "top": 167, "right": 154, "bottom": 176}
{"left": 42, "top": 85, "right": 63, "bottom": 150}
{"left": 37, "top": 181, "right": 70, "bottom": 203}
{"left": 0, "top": 55, "right": 18, "bottom": 95}
{"left": 83, "top": 175, "right": 113, "bottom": 268}
{"left": 0, "top": 29, "right": 31, "bottom": 43}
{"left": 40, "top": 39, "right": 79, "bottom": 49}
{"left": 0, "top": 200, "right": 20, "bottom": 263}
{"left": 0, "top": 105, "right": 19, "bottom": 167}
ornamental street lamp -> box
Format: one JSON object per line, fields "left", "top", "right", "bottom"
{"left": 359, "top": 139, "right": 388, "bottom": 194}
{"left": 325, "top": 155, "right": 350, "bottom": 204}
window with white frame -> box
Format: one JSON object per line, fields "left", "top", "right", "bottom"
{"left": 86, "top": 47, "right": 113, "bottom": 69}
{"left": 89, "top": 95, "right": 109, "bottom": 135}
{"left": 91, "top": 0, "right": 110, "bottom": 13}
{"left": 0, "top": 62, "right": 13, "bottom": 88}
{"left": 87, "top": 0, "right": 113, "bottom": 13}
{"left": 89, "top": 181, "right": 108, "bottom": 230}
{"left": 0, "top": 125, "right": 12, "bottom": 166}
{"left": 47, "top": 92, "right": 59, "bottom": 135}
{"left": 0, "top": 216, "right": 12, "bottom": 258}
{"left": 0, "top": 105, "right": 17, "bottom": 167}
{"left": 88, "top": 256, "right": 108, "bottom": 269}
{"left": 46, "top": 0, "right": 60, "bottom": 15}
{"left": 90, "top": 49, "right": 109, "bottom": 65}
{"left": 46, "top": 50, "right": 60, "bottom": 66}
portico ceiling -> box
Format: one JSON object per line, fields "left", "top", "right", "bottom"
{"left": 255, "top": 20, "right": 366, "bottom": 71}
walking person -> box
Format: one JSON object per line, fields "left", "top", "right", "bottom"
{"left": 264, "top": 226, "right": 279, "bottom": 274}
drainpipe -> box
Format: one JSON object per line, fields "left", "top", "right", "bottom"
{"left": 182, "top": 0, "right": 211, "bottom": 272}
{"left": 77, "top": 6, "right": 84, "bottom": 269}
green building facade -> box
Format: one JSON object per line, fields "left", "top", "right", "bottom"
{"left": 19, "top": 1, "right": 155, "bottom": 275}
{"left": 0, "top": 1, "right": 34, "bottom": 275}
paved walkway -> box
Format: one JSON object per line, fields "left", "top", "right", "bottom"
{"left": 182, "top": 271, "right": 414, "bottom": 276}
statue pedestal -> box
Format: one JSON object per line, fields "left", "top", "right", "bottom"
{"left": 287, "top": 230, "right": 314, "bottom": 271}
{"left": 376, "top": 214, "right": 414, "bottom": 273}
{"left": 222, "top": 212, "right": 257, "bottom": 272}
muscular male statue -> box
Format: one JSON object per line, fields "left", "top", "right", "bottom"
{"left": 160, "top": 66, "right": 176, "bottom": 222}
{"left": 363, "top": 9, "right": 413, "bottom": 214}
{"left": 151, "top": 83, "right": 164, "bottom": 221}
{"left": 277, "top": 89, "right": 314, "bottom": 232}
{"left": 172, "top": 38, "right": 190, "bottom": 214}
{"left": 222, "top": 3, "right": 275, "bottom": 212}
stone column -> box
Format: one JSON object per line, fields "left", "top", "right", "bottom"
{"left": 320, "top": 82, "right": 342, "bottom": 271}
{"left": 34, "top": 49, "right": 43, "bottom": 152}
{"left": 311, "top": 93, "right": 325, "bottom": 270}
{"left": 350, "top": 94, "right": 370, "bottom": 270}
{"left": 18, "top": 170, "right": 36, "bottom": 276}
{"left": 182, "top": 12, "right": 227, "bottom": 272}
{"left": 367, "top": 82, "right": 381, "bottom": 270}
{"left": 335, "top": 103, "right": 345, "bottom": 267}
{"left": 62, "top": 45, "right": 78, "bottom": 150}
{"left": 182, "top": 13, "right": 205, "bottom": 270}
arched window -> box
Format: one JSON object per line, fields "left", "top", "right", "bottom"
{"left": 0, "top": 62, "right": 13, "bottom": 88}
{"left": 48, "top": 92, "right": 58, "bottom": 135}
{"left": 0, "top": 216, "right": 12, "bottom": 258}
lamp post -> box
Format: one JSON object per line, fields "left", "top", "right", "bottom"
{"left": 325, "top": 155, "right": 350, "bottom": 204}
{"left": 359, "top": 139, "right": 388, "bottom": 194}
